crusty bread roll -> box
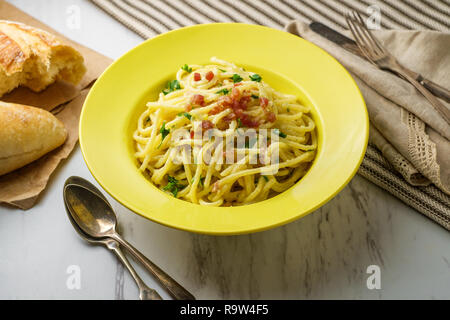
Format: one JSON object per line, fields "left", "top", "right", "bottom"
{"left": 0, "top": 101, "right": 67, "bottom": 175}
{"left": 0, "top": 20, "right": 86, "bottom": 97}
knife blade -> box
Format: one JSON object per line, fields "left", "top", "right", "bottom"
{"left": 309, "top": 21, "right": 450, "bottom": 102}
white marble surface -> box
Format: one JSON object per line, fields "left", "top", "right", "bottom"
{"left": 0, "top": 0, "right": 449, "bottom": 300}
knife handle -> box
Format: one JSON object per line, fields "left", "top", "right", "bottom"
{"left": 308, "top": 22, "right": 450, "bottom": 103}
{"left": 391, "top": 64, "right": 450, "bottom": 125}
{"left": 396, "top": 67, "right": 450, "bottom": 103}
{"left": 420, "top": 78, "right": 450, "bottom": 103}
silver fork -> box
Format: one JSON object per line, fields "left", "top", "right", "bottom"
{"left": 345, "top": 11, "right": 450, "bottom": 125}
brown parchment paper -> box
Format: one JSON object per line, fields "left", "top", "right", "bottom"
{"left": 0, "top": 1, "right": 113, "bottom": 209}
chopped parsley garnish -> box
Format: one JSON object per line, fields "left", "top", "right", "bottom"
{"left": 163, "top": 176, "right": 185, "bottom": 197}
{"left": 216, "top": 88, "right": 230, "bottom": 95}
{"left": 262, "top": 175, "right": 269, "bottom": 182}
{"left": 273, "top": 129, "right": 287, "bottom": 138}
{"left": 237, "top": 118, "right": 243, "bottom": 128}
{"left": 231, "top": 74, "right": 243, "bottom": 83}
{"left": 181, "top": 64, "right": 192, "bottom": 73}
{"left": 251, "top": 94, "right": 259, "bottom": 99}
{"left": 177, "top": 112, "right": 192, "bottom": 120}
{"left": 158, "top": 122, "right": 170, "bottom": 148}
{"left": 249, "top": 74, "right": 262, "bottom": 82}
{"left": 219, "top": 68, "right": 226, "bottom": 72}
{"left": 162, "top": 80, "right": 181, "bottom": 95}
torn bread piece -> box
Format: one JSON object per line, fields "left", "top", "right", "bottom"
{"left": 0, "top": 101, "right": 67, "bottom": 176}
{"left": 0, "top": 20, "right": 86, "bottom": 97}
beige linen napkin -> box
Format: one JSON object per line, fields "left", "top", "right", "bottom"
{"left": 286, "top": 21, "right": 450, "bottom": 195}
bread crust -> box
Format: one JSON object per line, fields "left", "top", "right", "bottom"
{"left": 0, "top": 20, "right": 86, "bottom": 97}
{"left": 0, "top": 101, "right": 67, "bottom": 175}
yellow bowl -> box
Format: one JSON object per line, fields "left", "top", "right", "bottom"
{"left": 80, "top": 23, "right": 368, "bottom": 235}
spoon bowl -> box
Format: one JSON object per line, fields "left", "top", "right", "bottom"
{"left": 64, "top": 184, "right": 117, "bottom": 238}
{"left": 65, "top": 176, "right": 109, "bottom": 202}
{"left": 63, "top": 176, "right": 195, "bottom": 300}
{"left": 63, "top": 183, "right": 162, "bottom": 300}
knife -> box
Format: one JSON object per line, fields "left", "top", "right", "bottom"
{"left": 309, "top": 22, "right": 450, "bottom": 102}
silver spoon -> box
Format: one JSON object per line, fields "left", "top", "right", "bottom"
{"left": 63, "top": 181, "right": 161, "bottom": 300}
{"left": 63, "top": 176, "right": 195, "bottom": 300}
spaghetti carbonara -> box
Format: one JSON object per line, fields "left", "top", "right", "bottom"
{"left": 133, "top": 57, "right": 316, "bottom": 206}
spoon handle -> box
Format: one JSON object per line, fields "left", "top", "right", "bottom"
{"left": 111, "top": 234, "right": 195, "bottom": 300}
{"left": 107, "top": 239, "right": 162, "bottom": 300}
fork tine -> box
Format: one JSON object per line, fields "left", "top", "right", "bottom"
{"left": 353, "top": 11, "right": 381, "bottom": 53}
{"left": 345, "top": 14, "right": 362, "bottom": 46}
{"left": 353, "top": 11, "right": 386, "bottom": 55}
{"left": 346, "top": 13, "right": 379, "bottom": 64}
{"left": 348, "top": 12, "right": 372, "bottom": 49}
{"left": 350, "top": 11, "right": 380, "bottom": 55}
{"left": 350, "top": 11, "right": 377, "bottom": 53}
{"left": 345, "top": 12, "right": 373, "bottom": 60}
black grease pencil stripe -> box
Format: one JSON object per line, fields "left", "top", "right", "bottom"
{"left": 222, "top": 0, "right": 265, "bottom": 25}
{"left": 437, "top": 0, "right": 450, "bottom": 7}
{"left": 92, "top": 0, "right": 153, "bottom": 38}
{"left": 361, "top": 173, "right": 450, "bottom": 224}
{"left": 182, "top": 0, "right": 217, "bottom": 22}
{"left": 360, "top": 159, "right": 449, "bottom": 220}
{"left": 298, "top": 0, "right": 348, "bottom": 30}
{"left": 203, "top": 0, "right": 239, "bottom": 22}
{"left": 239, "top": 0, "right": 284, "bottom": 27}
{"left": 382, "top": 0, "right": 437, "bottom": 30}
{"left": 242, "top": 0, "right": 286, "bottom": 26}
{"left": 364, "top": 148, "right": 450, "bottom": 210}
{"left": 123, "top": 0, "right": 173, "bottom": 30}
{"left": 403, "top": 0, "right": 449, "bottom": 28}
{"left": 138, "top": 0, "right": 183, "bottom": 28}
{"left": 163, "top": 0, "right": 203, "bottom": 25}
{"left": 312, "top": 0, "right": 347, "bottom": 25}
{"left": 143, "top": 0, "right": 194, "bottom": 26}
{"left": 113, "top": 0, "right": 162, "bottom": 33}
{"left": 423, "top": 0, "right": 450, "bottom": 16}
{"left": 260, "top": 0, "right": 296, "bottom": 20}
{"left": 279, "top": 0, "right": 317, "bottom": 24}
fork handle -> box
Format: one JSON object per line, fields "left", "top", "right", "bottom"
{"left": 108, "top": 240, "right": 163, "bottom": 300}
{"left": 420, "top": 78, "right": 450, "bottom": 103}
{"left": 390, "top": 64, "right": 450, "bottom": 125}
{"left": 398, "top": 67, "right": 450, "bottom": 103}
{"left": 110, "top": 233, "right": 196, "bottom": 300}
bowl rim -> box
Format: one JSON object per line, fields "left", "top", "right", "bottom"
{"left": 79, "top": 23, "right": 369, "bottom": 235}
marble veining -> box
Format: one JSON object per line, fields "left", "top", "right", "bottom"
{"left": 0, "top": 0, "right": 449, "bottom": 300}
{"left": 110, "top": 174, "right": 449, "bottom": 299}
